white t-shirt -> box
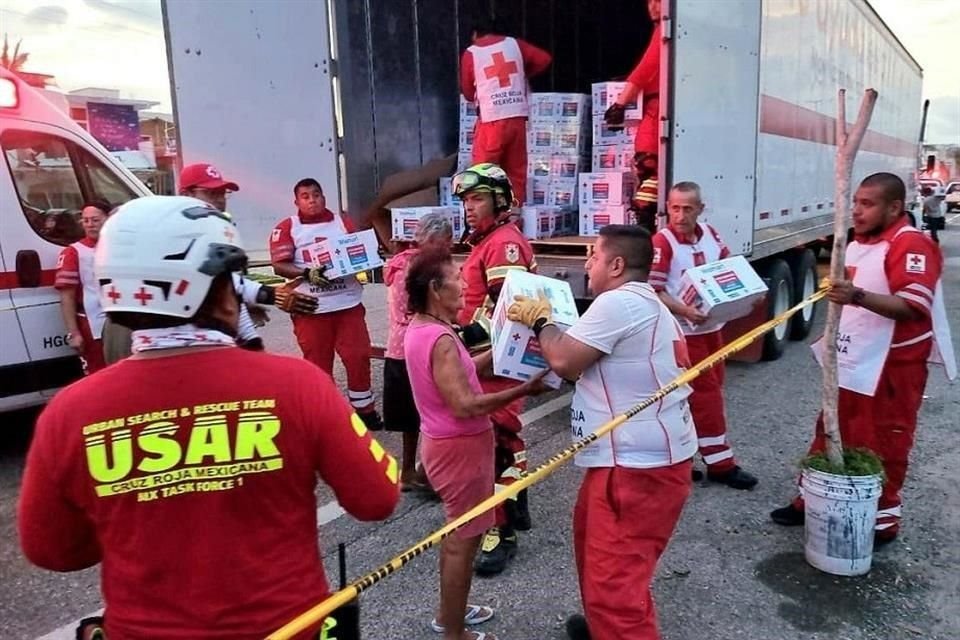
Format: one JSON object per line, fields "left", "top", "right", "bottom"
{"left": 566, "top": 281, "right": 698, "bottom": 468}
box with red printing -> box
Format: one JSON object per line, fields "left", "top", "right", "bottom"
{"left": 303, "top": 229, "right": 383, "bottom": 279}
{"left": 578, "top": 172, "right": 637, "bottom": 207}
{"left": 579, "top": 204, "right": 634, "bottom": 236}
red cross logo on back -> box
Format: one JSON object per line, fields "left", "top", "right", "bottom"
{"left": 484, "top": 51, "right": 519, "bottom": 88}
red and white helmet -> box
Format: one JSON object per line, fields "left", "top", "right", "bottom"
{"left": 95, "top": 196, "right": 247, "bottom": 319}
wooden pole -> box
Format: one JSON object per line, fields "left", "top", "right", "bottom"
{"left": 821, "top": 88, "right": 878, "bottom": 468}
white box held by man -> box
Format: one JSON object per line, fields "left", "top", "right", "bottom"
{"left": 491, "top": 270, "right": 580, "bottom": 387}
{"left": 303, "top": 229, "right": 383, "bottom": 279}
{"left": 677, "top": 256, "right": 768, "bottom": 332}
{"left": 391, "top": 206, "right": 463, "bottom": 241}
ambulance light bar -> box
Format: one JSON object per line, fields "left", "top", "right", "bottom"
{"left": 0, "top": 78, "right": 18, "bottom": 108}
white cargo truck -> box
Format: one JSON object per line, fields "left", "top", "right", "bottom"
{"left": 162, "top": 0, "right": 923, "bottom": 361}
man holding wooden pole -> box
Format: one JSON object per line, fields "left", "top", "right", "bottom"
{"left": 771, "top": 172, "right": 955, "bottom": 545}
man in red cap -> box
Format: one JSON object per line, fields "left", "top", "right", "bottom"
{"left": 179, "top": 163, "right": 316, "bottom": 349}
{"left": 460, "top": 15, "right": 551, "bottom": 205}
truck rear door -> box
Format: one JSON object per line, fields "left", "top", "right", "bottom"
{"left": 666, "top": 0, "right": 762, "bottom": 255}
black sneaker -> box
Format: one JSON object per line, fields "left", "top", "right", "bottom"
{"left": 505, "top": 489, "right": 532, "bottom": 531}
{"left": 873, "top": 531, "right": 898, "bottom": 549}
{"left": 474, "top": 527, "right": 517, "bottom": 576}
{"left": 692, "top": 468, "right": 704, "bottom": 481}
{"left": 565, "top": 614, "right": 591, "bottom": 640}
{"left": 358, "top": 410, "right": 384, "bottom": 431}
{"left": 707, "top": 465, "right": 758, "bottom": 490}
{"left": 770, "top": 503, "right": 805, "bottom": 526}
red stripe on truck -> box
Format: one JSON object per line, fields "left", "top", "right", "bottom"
{"left": 0, "top": 269, "right": 57, "bottom": 290}
{"left": 760, "top": 95, "right": 915, "bottom": 158}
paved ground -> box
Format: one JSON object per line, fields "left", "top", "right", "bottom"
{"left": 2, "top": 219, "right": 958, "bottom": 639}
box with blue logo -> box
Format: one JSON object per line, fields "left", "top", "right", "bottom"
{"left": 677, "top": 255, "right": 767, "bottom": 332}
{"left": 305, "top": 229, "right": 384, "bottom": 279}
{"left": 490, "top": 270, "right": 580, "bottom": 388}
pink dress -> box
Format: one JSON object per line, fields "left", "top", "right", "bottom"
{"left": 404, "top": 318, "right": 495, "bottom": 537}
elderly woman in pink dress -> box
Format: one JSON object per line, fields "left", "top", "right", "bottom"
{"left": 382, "top": 213, "right": 454, "bottom": 491}
{"left": 404, "top": 248, "right": 545, "bottom": 640}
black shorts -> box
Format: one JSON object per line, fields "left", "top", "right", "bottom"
{"left": 382, "top": 358, "right": 421, "bottom": 433}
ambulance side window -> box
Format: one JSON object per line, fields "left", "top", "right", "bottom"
{"left": 1, "top": 129, "right": 85, "bottom": 246}
{"left": 73, "top": 146, "right": 138, "bottom": 207}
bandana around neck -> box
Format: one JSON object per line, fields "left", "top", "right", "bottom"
{"left": 130, "top": 324, "right": 236, "bottom": 354}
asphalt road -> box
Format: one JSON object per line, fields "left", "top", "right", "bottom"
{"left": 2, "top": 219, "right": 958, "bottom": 640}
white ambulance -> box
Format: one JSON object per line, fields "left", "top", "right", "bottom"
{"left": 0, "top": 68, "right": 151, "bottom": 411}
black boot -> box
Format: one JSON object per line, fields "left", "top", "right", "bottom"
{"left": 505, "top": 489, "right": 532, "bottom": 531}
{"left": 770, "top": 503, "right": 805, "bottom": 526}
{"left": 707, "top": 465, "right": 758, "bottom": 490}
{"left": 358, "top": 410, "right": 384, "bottom": 431}
{"left": 474, "top": 526, "right": 517, "bottom": 576}
{"left": 565, "top": 614, "right": 591, "bottom": 639}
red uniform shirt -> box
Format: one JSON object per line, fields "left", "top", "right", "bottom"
{"left": 626, "top": 23, "right": 661, "bottom": 97}
{"left": 458, "top": 222, "right": 537, "bottom": 326}
{"left": 268, "top": 208, "right": 356, "bottom": 264}
{"left": 859, "top": 216, "right": 942, "bottom": 362}
{"left": 18, "top": 348, "right": 399, "bottom": 639}
{"left": 648, "top": 223, "right": 730, "bottom": 293}
{"left": 54, "top": 236, "right": 96, "bottom": 305}
{"left": 460, "top": 35, "right": 552, "bottom": 103}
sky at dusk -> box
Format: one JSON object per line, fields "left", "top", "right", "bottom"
{"left": 1, "top": 0, "right": 957, "bottom": 142}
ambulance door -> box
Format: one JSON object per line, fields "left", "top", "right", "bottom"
{"left": 0, "top": 226, "right": 38, "bottom": 411}
{"left": 665, "top": 0, "right": 762, "bottom": 255}
{"left": 1, "top": 123, "right": 138, "bottom": 396}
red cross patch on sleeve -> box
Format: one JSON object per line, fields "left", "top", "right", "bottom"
{"left": 906, "top": 253, "right": 926, "bottom": 274}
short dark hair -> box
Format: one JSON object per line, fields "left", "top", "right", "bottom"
{"left": 294, "top": 178, "right": 323, "bottom": 196}
{"left": 921, "top": 186, "right": 933, "bottom": 197}
{"left": 406, "top": 248, "right": 453, "bottom": 315}
{"left": 598, "top": 225, "right": 653, "bottom": 274}
{"left": 83, "top": 199, "right": 112, "bottom": 215}
{"left": 860, "top": 172, "right": 905, "bottom": 205}
{"left": 670, "top": 181, "right": 702, "bottom": 201}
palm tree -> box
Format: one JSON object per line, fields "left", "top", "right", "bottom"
{"left": 1, "top": 34, "right": 29, "bottom": 73}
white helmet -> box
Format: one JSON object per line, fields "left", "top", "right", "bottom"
{"left": 95, "top": 195, "right": 246, "bottom": 319}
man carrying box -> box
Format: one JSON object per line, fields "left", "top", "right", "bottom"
{"left": 649, "top": 181, "right": 758, "bottom": 490}
{"left": 270, "top": 178, "right": 383, "bottom": 430}
{"left": 460, "top": 15, "right": 552, "bottom": 206}
{"left": 506, "top": 225, "right": 696, "bottom": 640}
{"left": 453, "top": 162, "right": 536, "bottom": 576}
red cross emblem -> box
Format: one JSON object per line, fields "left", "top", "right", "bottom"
{"left": 910, "top": 255, "right": 922, "bottom": 266}
{"left": 484, "top": 51, "right": 519, "bottom": 88}
{"left": 106, "top": 286, "right": 122, "bottom": 304}
{"left": 133, "top": 287, "right": 154, "bottom": 306}
{"left": 512, "top": 333, "right": 521, "bottom": 341}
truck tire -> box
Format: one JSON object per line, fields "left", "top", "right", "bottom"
{"left": 788, "top": 248, "right": 819, "bottom": 340}
{"left": 761, "top": 259, "right": 793, "bottom": 361}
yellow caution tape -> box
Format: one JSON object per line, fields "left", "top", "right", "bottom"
{"left": 266, "top": 286, "right": 830, "bottom": 640}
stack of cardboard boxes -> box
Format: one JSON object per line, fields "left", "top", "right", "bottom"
{"left": 579, "top": 82, "right": 644, "bottom": 236}
{"left": 458, "top": 97, "right": 477, "bottom": 171}
{"left": 521, "top": 92, "right": 591, "bottom": 239}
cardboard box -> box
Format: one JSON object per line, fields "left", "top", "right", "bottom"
{"left": 527, "top": 123, "right": 557, "bottom": 151}
{"left": 555, "top": 93, "right": 591, "bottom": 121}
{"left": 530, "top": 93, "right": 560, "bottom": 119}
{"left": 390, "top": 206, "right": 464, "bottom": 241}
{"left": 591, "top": 82, "right": 642, "bottom": 119}
{"left": 579, "top": 204, "right": 633, "bottom": 236}
{"left": 591, "top": 117, "right": 639, "bottom": 146}
{"left": 550, "top": 153, "right": 581, "bottom": 179}
{"left": 457, "top": 151, "right": 473, "bottom": 171}
{"left": 303, "top": 229, "right": 383, "bottom": 279}
{"left": 520, "top": 206, "right": 557, "bottom": 239}
{"left": 591, "top": 144, "right": 636, "bottom": 171}
{"left": 490, "top": 270, "right": 580, "bottom": 387}
{"left": 578, "top": 172, "right": 637, "bottom": 207}
{"left": 555, "top": 123, "right": 590, "bottom": 153}
{"left": 677, "top": 256, "right": 768, "bottom": 333}
{"left": 528, "top": 153, "right": 554, "bottom": 177}
{"left": 458, "top": 124, "right": 476, "bottom": 150}
{"left": 547, "top": 178, "right": 578, "bottom": 208}
{"left": 460, "top": 97, "right": 478, "bottom": 118}
{"left": 526, "top": 177, "right": 550, "bottom": 206}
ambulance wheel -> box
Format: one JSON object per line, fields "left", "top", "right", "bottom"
{"left": 788, "top": 249, "right": 819, "bottom": 340}
{"left": 761, "top": 259, "right": 793, "bottom": 361}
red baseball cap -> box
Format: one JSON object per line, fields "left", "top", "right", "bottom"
{"left": 178, "top": 163, "right": 240, "bottom": 192}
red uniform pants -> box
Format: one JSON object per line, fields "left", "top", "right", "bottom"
{"left": 480, "top": 377, "right": 526, "bottom": 527}
{"left": 77, "top": 315, "right": 105, "bottom": 375}
{"left": 686, "top": 331, "right": 736, "bottom": 473}
{"left": 792, "top": 359, "right": 927, "bottom": 536}
{"left": 292, "top": 304, "right": 375, "bottom": 413}
{"left": 472, "top": 117, "right": 528, "bottom": 205}
{"left": 634, "top": 95, "right": 660, "bottom": 155}
{"left": 574, "top": 461, "right": 692, "bottom": 640}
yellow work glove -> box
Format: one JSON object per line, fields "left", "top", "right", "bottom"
{"left": 507, "top": 290, "right": 553, "bottom": 328}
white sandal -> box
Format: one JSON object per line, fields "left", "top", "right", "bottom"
{"left": 430, "top": 604, "right": 495, "bottom": 633}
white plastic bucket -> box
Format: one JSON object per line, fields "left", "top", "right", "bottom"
{"left": 801, "top": 468, "right": 882, "bottom": 576}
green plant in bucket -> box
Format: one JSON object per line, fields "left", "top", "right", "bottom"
{"left": 801, "top": 447, "right": 884, "bottom": 479}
